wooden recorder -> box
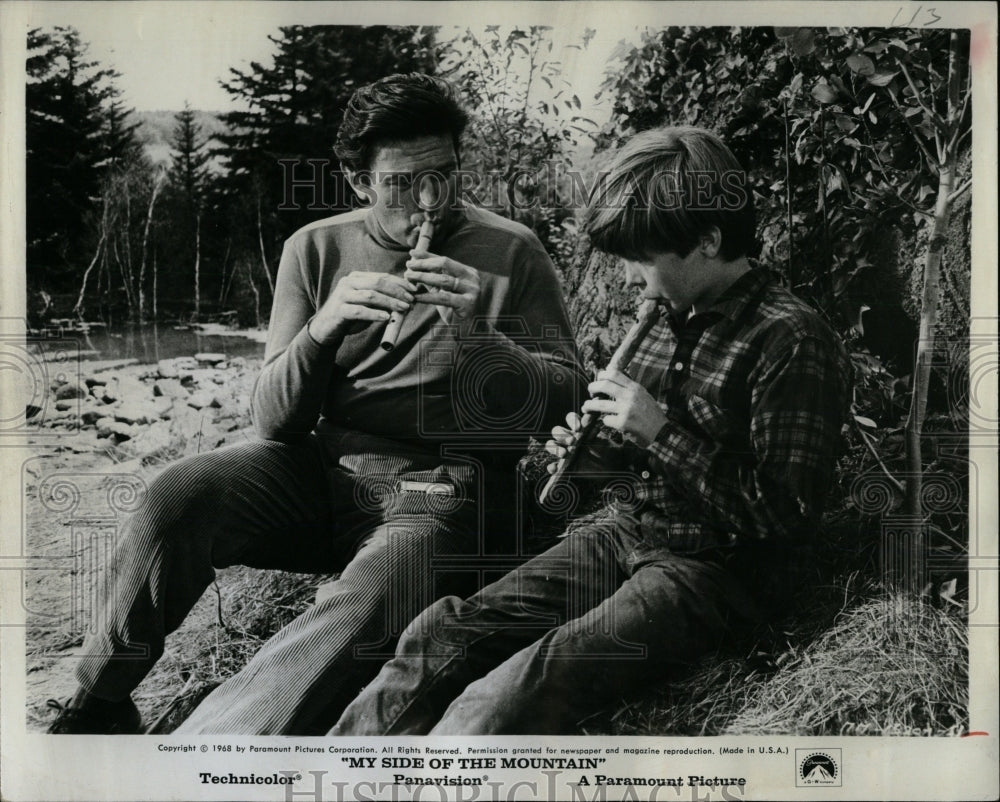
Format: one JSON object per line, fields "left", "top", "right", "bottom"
{"left": 380, "top": 212, "right": 434, "bottom": 352}
{"left": 538, "top": 299, "right": 660, "bottom": 505}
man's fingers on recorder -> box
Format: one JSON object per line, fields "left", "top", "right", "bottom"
{"left": 405, "top": 254, "right": 480, "bottom": 320}
{"left": 343, "top": 286, "right": 412, "bottom": 313}
{"left": 406, "top": 255, "right": 478, "bottom": 290}
{"left": 346, "top": 271, "right": 418, "bottom": 304}
{"left": 312, "top": 272, "right": 417, "bottom": 341}
{"left": 339, "top": 304, "right": 394, "bottom": 322}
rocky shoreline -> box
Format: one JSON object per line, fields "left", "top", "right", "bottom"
{"left": 28, "top": 353, "right": 261, "bottom": 460}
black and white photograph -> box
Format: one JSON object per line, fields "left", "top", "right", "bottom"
{"left": 0, "top": 2, "right": 996, "bottom": 800}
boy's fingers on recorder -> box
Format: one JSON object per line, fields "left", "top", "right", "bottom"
{"left": 550, "top": 424, "right": 579, "bottom": 448}
{"left": 546, "top": 432, "right": 575, "bottom": 458}
{"left": 545, "top": 457, "right": 566, "bottom": 475}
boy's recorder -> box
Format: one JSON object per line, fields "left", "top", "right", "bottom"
{"left": 538, "top": 299, "right": 660, "bottom": 505}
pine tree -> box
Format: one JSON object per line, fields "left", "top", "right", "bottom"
{"left": 26, "top": 26, "right": 141, "bottom": 301}
{"left": 212, "top": 25, "right": 436, "bottom": 309}
{"left": 169, "top": 103, "right": 211, "bottom": 317}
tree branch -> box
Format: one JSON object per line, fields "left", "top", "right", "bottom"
{"left": 887, "top": 87, "right": 939, "bottom": 171}
{"left": 897, "top": 57, "right": 945, "bottom": 130}
{"left": 854, "top": 420, "right": 905, "bottom": 494}
{"left": 947, "top": 84, "right": 972, "bottom": 154}
{"left": 856, "top": 103, "right": 934, "bottom": 219}
{"left": 948, "top": 178, "right": 971, "bottom": 204}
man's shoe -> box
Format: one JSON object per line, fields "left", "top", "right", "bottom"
{"left": 46, "top": 696, "right": 143, "bottom": 734}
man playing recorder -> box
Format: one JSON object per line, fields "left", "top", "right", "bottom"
{"left": 48, "top": 73, "right": 585, "bottom": 735}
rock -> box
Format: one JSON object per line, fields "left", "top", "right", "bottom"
{"left": 101, "top": 375, "right": 147, "bottom": 405}
{"left": 195, "top": 352, "right": 226, "bottom": 365}
{"left": 120, "top": 375, "right": 148, "bottom": 398}
{"left": 99, "top": 379, "right": 119, "bottom": 404}
{"left": 83, "top": 374, "right": 107, "bottom": 388}
{"left": 184, "top": 368, "right": 223, "bottom": 387}
{"left": 67, "top": 432, "right": 106, "bottom": 453}
{"left": 174, "top": 357, "right": 199, "bottom": 371}
{"left": 114, "top": 402, "right": 161, "bottom": 426}
{"left": 128, "top": 420, "right": 174, "bottom": 456}
{"left": 227, "top": 356, "right": 248, "bottom": 371}
{"left": 96, "top": 417, "right": 134, "bottom": 441}
{"left": 54, "top": 381, "right": 88, "bottom": 401}
{"left": 152, "top": 396, "right": 173, "bottom": 417}
{"left": 81, "top": 407, "right": 105, "bottom": 426}
{"left": 186, "top": 390, "right": 219, "bottom": 410}
{"left": 157, "top": 359, "right": 179, "bottom": 379}
{"left": 153, "top": 379, "right": 187, "bottom": 399}
{"left": 170, "top": 405, "right": 220, "bottom": 442}
{"left": 54, "top": 399, "right": 76, "bottom": 412}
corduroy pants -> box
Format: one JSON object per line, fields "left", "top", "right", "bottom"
{"left": 75, "top": 429, "right": 494, "bottom": 734}
{"left": 331, "top": 510, "right": 761, "bottom": 735}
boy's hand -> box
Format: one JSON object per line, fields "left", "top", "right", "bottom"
{"left": 545, "top": 411, "right": 584, "bottom": 474}
{"left": 583, "top": 368, "right": 667, "bottom": 447}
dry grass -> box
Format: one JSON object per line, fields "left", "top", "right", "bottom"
{"left": 727, "top": 596, "right": 967, "bottom": 736}
{"left": 600, "top": 592, "right": 967, "bottom": 737}
{"left": 585, "top": 492, "right": 969, "bottom": 738}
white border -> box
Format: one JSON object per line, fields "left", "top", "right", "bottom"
{"left": 1, "top": 3, "right": 997, "bottom": 801}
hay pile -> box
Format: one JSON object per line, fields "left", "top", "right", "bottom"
{"left": 726, "top": 596, "right": 967, "bottom": 736}
{"left": 606, "top": 594, "right": 967, "bottom": 737}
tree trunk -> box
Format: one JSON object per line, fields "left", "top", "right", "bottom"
{"left": 901, "top": 31, "right": 964, "bottom": 594}
{"left": 904, "top": 164, "right": 955, "bottom": 516}
{"left": 73, "top": 226, "right": 107, "bottom": 318}
{"left": 112, "top": 236, "right": 134, "bottom": 314}
{"left": 218, "top": 236, "right": 233, "bottom": 306}
{"left": 256, "top": 196, "right": 275, "bottom": 295}
{"left": 138, "top": 172, "right": 165, "bottom": 322}
{"left": 194, "top": 210, "right": 202, "bottom": 320}
{"left": 123, "top": 183, "right": 136, "bottom": 319}
{"left": 152, "top": 244, "right": 158, "bottom": 320}
{"left": 243, "top": 259, "right": 262, "bottom": 329}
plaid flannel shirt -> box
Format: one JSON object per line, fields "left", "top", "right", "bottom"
{"left": 616, "top": 267, "right": 851, "bottom": 547}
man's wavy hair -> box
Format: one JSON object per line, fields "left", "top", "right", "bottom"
{"left": 584, "top": 126, "right": 758, "bottom": 262}
{"left": 334, "top": 73, "right": 469, "bottom": 173}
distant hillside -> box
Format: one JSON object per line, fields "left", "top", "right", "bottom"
{"left": 130, "top": 110, "right": 229, "bottom": 169}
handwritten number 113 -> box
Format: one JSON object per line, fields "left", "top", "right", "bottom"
{"left": 891, "top": 6, "right": 943, "bottom": 27}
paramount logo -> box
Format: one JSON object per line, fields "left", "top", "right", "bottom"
{"left": 796, "top": 749, "right": 842, "bottom": 787}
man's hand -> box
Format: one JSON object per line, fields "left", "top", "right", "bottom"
{"left": 405, "top": 251, "right": 481, "bottom": 325}
{"left": 308, "top": 271, "right": 417, "bottom": 343}
{"left": 583, "top": 368, "right": 667, "bottom": 447}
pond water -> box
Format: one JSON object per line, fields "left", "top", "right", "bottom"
{"left": 34, "top": 323, "right": 267, "bottom": 365}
